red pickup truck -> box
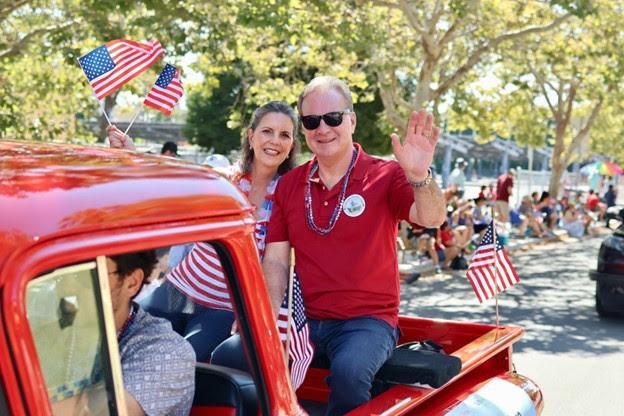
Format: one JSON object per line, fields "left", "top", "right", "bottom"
{"left": 0, "top": 141, "right": 543, "bottom": 415}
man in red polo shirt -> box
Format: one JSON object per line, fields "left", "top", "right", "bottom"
{"left": 494, "top": 168, "right": 515, "bottom": 223}
{"left": 263, "top": 76, "right": 446, "bottom": 415}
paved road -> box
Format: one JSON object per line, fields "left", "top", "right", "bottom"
{"left": 400, "top": 231, "right": 624, "bottom": 415}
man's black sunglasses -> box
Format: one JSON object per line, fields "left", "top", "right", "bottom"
{"left": 300, "top": 110, "right": 351, "bottom": 130}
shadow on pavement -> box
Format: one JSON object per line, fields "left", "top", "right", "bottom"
{"left": 400, "top": 232, "right": 624, "bottom": 357}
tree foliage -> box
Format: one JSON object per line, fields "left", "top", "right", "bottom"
{"left": 181, "top": 0, "right": 577, "bottom": 136}
{"left": 184, "top": 71, "right": 243, "bottom": 153}
{"left": 3, "top": 0, "right": 624, "bottom": 189}
{"left": 452, "top": 0, "right": 624, "bottom": 195}
{"left": 0, "top": 0, "right": 196, "bottom": 141}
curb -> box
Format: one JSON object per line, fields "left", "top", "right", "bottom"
{"left": 399, "top": 226, "right": 613, "bottom": 279}
{"left": 506, "top": 226, "right": 611, "bottom": 255}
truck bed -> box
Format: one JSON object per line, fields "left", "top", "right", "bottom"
{"left": 297, "top": 316, "right": 542, "bottom": 415}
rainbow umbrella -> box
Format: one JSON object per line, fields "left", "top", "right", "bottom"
{"left": 579, "top": 161, "right": 624, "bottom": 176}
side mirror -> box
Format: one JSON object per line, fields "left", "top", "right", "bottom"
{"left": 59, "top": 296, "right": 79, "bottom": 328}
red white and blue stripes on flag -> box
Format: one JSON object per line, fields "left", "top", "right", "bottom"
{"left": 277, "top": 272, "right": 315, "bottom": 391}
{"left": 78, "top": 39, "right": 164, "bottom": 100}
{"left": 143, "top": 63, "right": 184, "bottom": 116}
{"left": 466, "top": 221, "right": 520, "bottom": 303}
{"left": 166, "top": 242, "right": 314, "bottom": 390}
{"left": 167, "top": 242, "right": 233, "bottom": 310}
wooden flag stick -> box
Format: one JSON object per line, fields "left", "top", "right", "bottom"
{"left": 284, "top": 247, "right": 296, "bottom": 367}
{"left": 97, "top": 100, "right": 113, "bottom": 126}
{"left": 124, "top": 104, "right": 143, "bottom": 136}
{"left": 492, "top": 216, "right": 501, "bottom": 330}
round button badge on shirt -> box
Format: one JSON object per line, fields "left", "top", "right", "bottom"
{"left": 343, "top": 194, "right": 366, "bottom": 217}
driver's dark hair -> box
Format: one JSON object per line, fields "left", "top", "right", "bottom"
{"left": 110, "top": 250, "right": 157, "bottom": 299}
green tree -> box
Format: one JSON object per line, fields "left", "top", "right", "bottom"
{"left": 454, "top": 0, "right": 624, "bottom": 196}
{"left": 352, "top": 90, "right": 394, "bottom": 155}
{"left": 358, "top": 0, "right": 577, "bottom": 134}
{"left": 185, "top": 0, "right": 577, "bottom": 139}
{"left": 184, "top": 71, "right": 243, "bottom": 153}
{"left": 0, "top": 0, "right": 197, "bottom": 141}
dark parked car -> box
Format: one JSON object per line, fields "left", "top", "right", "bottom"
{"left": 589, "top": 223, "right": 624, "bottom": 317}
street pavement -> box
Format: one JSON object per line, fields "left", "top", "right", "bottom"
{"left": 399, "top": 230, "right": 624, "bottom": 415}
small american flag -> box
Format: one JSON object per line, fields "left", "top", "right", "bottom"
{"left": 78, "top": 39, "right": 164, "bottom": 100}
{"left": 277, "top": 272, "right": 314, "bottom": 391}
{"left": 166, "top": 243, "right": 314, "bottom": 389}
{"left": 466, "top": 221, "right": 520, "bottom": 303}
{"left": 144, "top": 63, "right": 184, "bottom": 116}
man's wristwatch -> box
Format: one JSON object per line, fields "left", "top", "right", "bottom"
{"left": 407, "top": 168, "right": 433, "bottom": 189}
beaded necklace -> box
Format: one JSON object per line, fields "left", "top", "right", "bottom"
{"left": 238, "top": 172, "right": 281, "bottom": 260}
{"left": 117, "top": 305, "right": 136, "bottom": 343}
{"left": 305, "top": 147, "right": 358, "bottom": 235}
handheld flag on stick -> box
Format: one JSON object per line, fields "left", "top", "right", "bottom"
{"left": 167, "top": 242, "right": 314, "bottom": 390}
{"left": 78, "top": 39, "right": 164, "bottom": 100}
{"left": 125, "top": 63, "right": 183, "bottom": 135}
{"left": 277, "top": 270, "right": 314, "bottom": 391}
{"left": 466, "top": 221, "right": 519, "bottom": 303}
{"left": 143, "top": 63, "right": 184, "bottom": 116}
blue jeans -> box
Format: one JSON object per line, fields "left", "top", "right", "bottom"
{"left": 139, "top": 281, "right": 235, "bottom": 361}
{"left": 310, "top": 317, "right": 399, "bottom": 416}
{"left": 211, "top": 317, "right": 398, "bottom": 416}
{"left": 210, "top": 333, "right": 248, "bottom": 371}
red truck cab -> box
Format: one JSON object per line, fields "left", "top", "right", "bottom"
{"left": 0, "top": 141, "right": 543, "bottom": 415}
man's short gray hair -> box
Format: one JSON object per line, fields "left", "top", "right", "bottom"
{"left": 297, "top": 76, "right": 353, "bottom": 115}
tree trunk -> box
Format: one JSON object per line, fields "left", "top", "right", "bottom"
{"left": 96, "top": 93, "right": 118, "bottom": 143}
{"left": 549, "top": 160, "right": 566, "bottom": 198}
{"left": 548, "top": 97, "right": 604, "bottom": 197}
{"left": 548, "top": 124, "right": 568, "bottom": 197}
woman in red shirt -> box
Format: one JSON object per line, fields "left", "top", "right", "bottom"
{"left": 438, "top": 221, "right": 463, "bottom": 269}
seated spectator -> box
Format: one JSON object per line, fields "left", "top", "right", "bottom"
{"left": 472, "top": 197, "right": 490, "bottom": 241}
{"left": 517, "top": 195, "right": 547, "bottom": 238}
{"left": 413, "top": 228, "right": 442, "bottom": 275}
{"left": 107, "top": 251, "right": 195, "bottom": 416}
{"left": 400, "top": 224, "right": 442, "bottom": 275}
{"left": 559, "top": 202, "right": 592, "bottom": 237}
{"left": 438, "top": 221, "right": 465, "bottom": 269}
{"left": 509, "top": 208, "right": 530, "bottom": 239}
{"left": 486, "top": 182, "right": 496, "bottom": 200}
{"left": 558, "top": 195, "right": 569, "bottom": 214}
{"left": 586, "top": 189, "right": 606, "bottom": 221}
{"left": 451, "top": 204, "right": 474, "bottom": 252}
{"left": 478, "top": 185, "right": 487, "bottom": 199}
{"left": 538, "top": 191, "right": 558, "bottom": 229}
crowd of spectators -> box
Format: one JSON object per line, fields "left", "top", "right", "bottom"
{"left": 399, "top": 160, "right": 621, "bottom": 279}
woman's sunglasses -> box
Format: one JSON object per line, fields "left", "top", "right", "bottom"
{"left": 300, "top": 110, "right": 351, "bottom": 130}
